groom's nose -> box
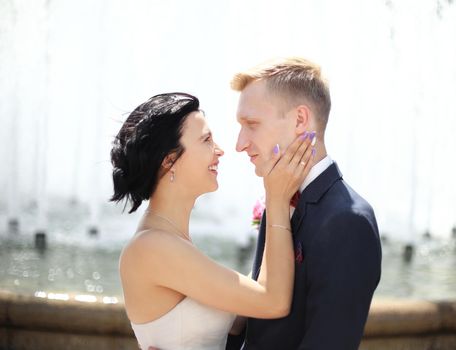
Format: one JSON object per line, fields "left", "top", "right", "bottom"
{"left": 236, "top": 130, "right": 249, "bottom": 153}
{"left": 215, "top": 142, "right": 224, "bottom": 157}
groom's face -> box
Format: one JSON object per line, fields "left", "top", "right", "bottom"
{"left": 236, "top": 80, "right": 295, "bottom": 177}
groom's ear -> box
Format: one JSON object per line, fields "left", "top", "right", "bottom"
{"left": 295, "top": 104, "right": 311, "bottom": 134}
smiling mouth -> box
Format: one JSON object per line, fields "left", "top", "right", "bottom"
{"left": 208, "top": 164, "right": 218, "bottom": 175}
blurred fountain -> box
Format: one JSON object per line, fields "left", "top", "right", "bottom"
{"left": 0, "top": 0, "right": 455, "bottom": 302}
{"left": 404, "top": 117, "right": 417, "bottom": 261}
{"left": 69, "top": 119, "right": 82, "bottom": 206}
{"left": 236, "top": 235, "right": 256, "bottom": 269}
{"left": 403, "top": 3, "right": 424, "bottom": 260}
{"left": 422, "top": 125, "right": 435, "bottom": 242}
{"left": 87, "top": 0, "right": 107, "bottom": 236}
{"left": 6, "top": 81, "right": 20, "bottom": 235}
{"left": 0, "top": 0, "right": 454, "bottom": 246}
{"left": 33, "top": 0, "right": 52, "bottom": 247}
{"left": 388, "top": 0, "right": 418, "bottom": 258}
{"left": 7, "top": 107, "right": 20, "bottom": 234}
{"left": 3, "top": 1, "right": 20, "bottom": 235}
{"left": 88, "top": 111, "right": 102, "bottom": 236}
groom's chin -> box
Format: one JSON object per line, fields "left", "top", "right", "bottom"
{"left": 254, "top": 166, "right": 264, "bottom": 178}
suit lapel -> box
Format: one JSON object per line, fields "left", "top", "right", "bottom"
{"left": 252, "top": 212, "right": 267, "bottom": 281}
{"left": 291, "top": 162, "right": 343, "bottom": 234}
{"left": 252, "top": 162, "right": 343, "bottom": 279}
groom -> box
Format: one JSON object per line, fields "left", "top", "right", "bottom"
{"left": 226, "top": 57, "right": 382, "bottom": 350}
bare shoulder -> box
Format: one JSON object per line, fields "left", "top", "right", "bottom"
{"left": 120, "top": 229, "right": 194, "bottom": 268}
{"left": 120, "top": 229, "right": 202, "bottom": 289}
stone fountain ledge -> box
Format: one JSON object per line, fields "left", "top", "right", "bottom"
{"left": 0, "top": 290, "right": 455, "bottom": 350}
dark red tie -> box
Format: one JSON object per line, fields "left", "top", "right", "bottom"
{"left": 290, "top": 191, "right": 301, "bottom": 208}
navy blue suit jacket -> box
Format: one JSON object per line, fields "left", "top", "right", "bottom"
{"left": 226, "top": 162, "right": 382, "bottom": 350}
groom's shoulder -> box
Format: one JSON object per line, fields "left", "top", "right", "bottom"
{"left": 326, "top": 176, "right": 373, "bottom": 211}
{"left": 321, "top": 177, "right": 378, "bottom": 232}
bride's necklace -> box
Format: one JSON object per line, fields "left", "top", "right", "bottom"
{"left": 144, "top": 210, "right": 192, "bottom": 243}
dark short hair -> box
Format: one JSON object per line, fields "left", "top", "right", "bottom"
{"left": 109, "top": 92, "right": 199, "bottom": 213}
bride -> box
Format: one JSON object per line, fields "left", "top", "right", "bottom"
{"left": 110, "top": 92, "right": 314, "bottom": 350}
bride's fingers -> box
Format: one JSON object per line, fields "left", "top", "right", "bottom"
{"left": 298, "top": 142, "right": 315, "bottom": 176}
{"left": 264, "top": 131, "right": 315, "bottom": 176}
{"left": 288, "top": 132, "right": 314, "bottom": 170}
{"left": 271, "top": 132, "right": 310, "bottom": 174}
{"left": 281, "top": 133, "right": 308, "bottom": 165}
{"left": 264, "top": 143, "right": 282, "bottom": 175}
{"left": 296, "top": 133, "right": 316, "bottom": 169}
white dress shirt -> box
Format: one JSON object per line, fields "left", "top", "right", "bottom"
{"left": 291, "top": 155, "right": 333, "bottom": 217}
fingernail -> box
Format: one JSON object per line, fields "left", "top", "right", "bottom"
{"left": 300, "top": 131, "right": 309, "bottom": 141}
{"left": 273, "top": 144, "right": 280, "bottom": 154}
{"left": 311, "top": 148, "right": 316, "bottom": 157}
{"left": 309, "top": 131, "right": 316, "bottom": 141}
{"left": 311, "top": 136, "right": 317, "bottom": 146}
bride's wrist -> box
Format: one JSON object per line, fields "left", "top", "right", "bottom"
{"left": 265, "top": 199, "right": 290, "bottom": 220}
{"left": 265, "top": 197, "right": 289, "bottom": 209}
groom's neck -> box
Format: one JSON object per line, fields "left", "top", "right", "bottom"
{"left": 313, "top": 142, "right": 328, "bottom": 164}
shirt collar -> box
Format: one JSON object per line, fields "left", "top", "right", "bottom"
{"left": 299, "top": 155, "right": 333, "bottom": 193}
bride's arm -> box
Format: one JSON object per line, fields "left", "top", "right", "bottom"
{"left": 228, "top": 270, "right": 251, "bottom": 334}
{"left": 229, "top": 270, "right": 251, "bottom": 334}
{"left": 125, "top": 135, "right": 313, "bottom": 319}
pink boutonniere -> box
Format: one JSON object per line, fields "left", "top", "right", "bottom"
{"left": 252, "top": 197, "right": 266, "bottom": 229}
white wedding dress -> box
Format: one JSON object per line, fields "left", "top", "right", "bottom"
{"left": 131, "top": 296, "right": 236, "bottom": 350}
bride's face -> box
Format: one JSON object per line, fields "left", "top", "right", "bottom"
{"left": 174, "top": 111, "right": 224, "bottom": 196}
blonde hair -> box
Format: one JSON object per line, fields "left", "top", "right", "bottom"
{"left": 231, "top": 57, "right": 331, "bottom": 129}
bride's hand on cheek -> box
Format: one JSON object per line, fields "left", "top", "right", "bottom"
{"left": 263, "top": 132, "right": 315, "bottom": 203}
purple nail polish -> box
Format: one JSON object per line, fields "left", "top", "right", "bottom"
{"left": 309, "top": 131, "right": 316, "bottom": 141}
{"left": 300, "top": 131, "right": 309, "bottom": 141}
{"left": 273, "top": 144, "right": 279, "bottom": 154}
{"left": 311, "top": 148, "right": 316, "bottom": 157}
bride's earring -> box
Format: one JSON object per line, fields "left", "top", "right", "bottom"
{"left": 170, "top": 169, "right": 175, "bottom": 182}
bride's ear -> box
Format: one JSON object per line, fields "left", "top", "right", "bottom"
{"left": 295, "top": 105, "right": 310, "bottom": 135}
{"left": 161, "top": 153, "right": 177, "bottom": 170}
